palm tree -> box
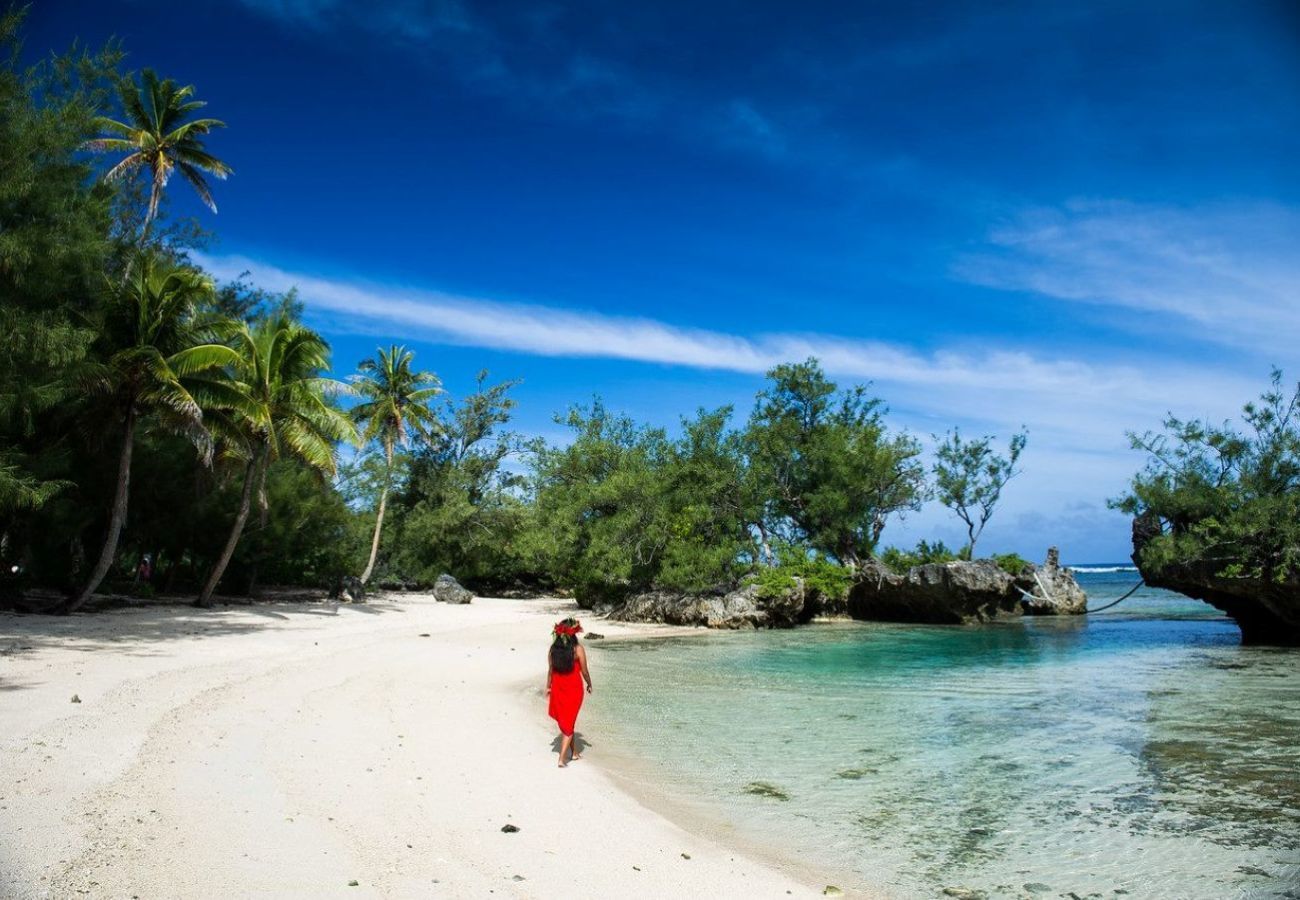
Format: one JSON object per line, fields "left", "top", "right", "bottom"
{"left": 84, "top": 69, "right": 232, "bottom": 239}
{"left": 350, "top": 346, "right": 442, "bottom": 584}
{"left": 67, "top": 254, "right": 237, "bottom": 613}
{"left": 195, "top": 315, "right": 356, "bottom": 607}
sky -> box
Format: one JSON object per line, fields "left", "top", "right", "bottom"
{"left": 27, "top": 0, "right": 1300, "bottom": 562}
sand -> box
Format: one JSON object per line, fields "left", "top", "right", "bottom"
{"left": 0, "top": 594, "right": 832, "bottom": 898}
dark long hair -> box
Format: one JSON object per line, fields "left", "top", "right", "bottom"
{"left": 550, "top": 617, "right": 580, "bottom": 673}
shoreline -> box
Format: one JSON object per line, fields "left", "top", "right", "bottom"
{"left": 0, "top": 594, "right": 843, "bottom": 898}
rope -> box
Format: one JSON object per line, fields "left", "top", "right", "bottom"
{"left": 1086, "top": 580, "right": 1145, "bottom": 614}
{"left": 1018, "top": 579, "right": 1145, "bottom": 614}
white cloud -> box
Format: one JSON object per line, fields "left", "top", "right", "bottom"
{"left": 196, "top": 251, "right": 1259, "bottom": 442}
{"left": 955, "top": 199, "right": 1300, "bottom": 354}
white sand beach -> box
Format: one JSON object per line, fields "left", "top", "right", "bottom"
{"left": 0, "top": 595, "right": 832, "bottom": 899}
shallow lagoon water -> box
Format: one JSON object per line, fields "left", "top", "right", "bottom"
{"left": 586, "top": 570, "right": 1300, "bottom": 898}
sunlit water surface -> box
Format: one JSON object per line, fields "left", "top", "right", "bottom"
{"left": 585, "top": 569, "right": 1300, "bottom": 899}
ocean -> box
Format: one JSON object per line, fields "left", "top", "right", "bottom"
{"left": 585, "top": 568, "right": 1300, "bottom": 898}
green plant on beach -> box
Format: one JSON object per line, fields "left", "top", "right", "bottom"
{"left": 349, "top": 345, "right": 442, "bottom": 585}
{"left": 196, "top": 313, "right": 355, "bottom": 607}
{"left": 753, "top": 545, "right": 853, "bottom": 602}
{"left": 84, "top": 68, "right": 232, "bottom": 238}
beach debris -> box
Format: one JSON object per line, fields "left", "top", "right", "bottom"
{"left": 823, "top": 888, "right": 844, "bottom": 897}
{"left": 348, "top": 880, "right": 359, "bottom": 887}
{"left": 511, "top": 875, "right": 525, "bottom": 882}
{"left": 500, "top": 824, "right": 519, "bottom": 833}
{"left": 742, "top": 781, "right": 791, "bottom": 801}
{"left": 680, "top": 852, "right": 690, "bottom": 859}
{"left": 70, "top": 694, "right": 81, "bottom": 703}
{"left": 585, "top": 632, "right": 605, "bottom": 640}
{"left": 941, "top": 888, "right": 986, "bottom": 899}
{"left": 433, "top": 574, "right": 474, "bottom": 604}
{"left": 418, "top": 633, "right": 430, "bottom": 638}
{"left": 632, "top": 866, "right": 641, "bottom": 871}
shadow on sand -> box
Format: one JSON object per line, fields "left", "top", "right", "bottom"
{"left": 0, "top": 595, "right": 408, "bottom": 674}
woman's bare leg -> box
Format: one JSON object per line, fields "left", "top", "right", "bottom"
{"left": 558, "top": 733, "right": 572, "bottom": 767}
{"left": 571, "top": 734, "right": 582, "bottom": 760}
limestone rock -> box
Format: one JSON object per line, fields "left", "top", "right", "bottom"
{"left": 1132, "top": 512, "right": 1300, "bottom": 645}
{"left": 848, "top": 558, "right": 1020, "bottom": 624}
{"left": 433, "top": 574, "right": 474, "bottom": 605}
{"left": 1015, "top": 547, "right": 1088, "bottom": 616}
{"left": 604, "top": 581, "right": 810, "bottom": 629}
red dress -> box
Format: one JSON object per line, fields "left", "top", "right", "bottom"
{"left": 548, "top": 660, "right": 585, "bottom": 736}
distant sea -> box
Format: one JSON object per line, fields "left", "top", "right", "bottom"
{"left": 586, "top": 568, "right": 1300, "bottom": 898}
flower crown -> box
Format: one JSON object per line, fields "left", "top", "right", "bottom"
{"left": 553, "top": 620, "right": 583, "bottom": 638}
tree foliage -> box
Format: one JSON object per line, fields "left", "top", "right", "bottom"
{"left": 1115, "top": 369, "right": 1300, "bottom": 583}
{"left": 744, "top": 359, "right": 925, "bottom": 567}
{"left": 932, "top": 428, "right": 1027, "bottom": 557}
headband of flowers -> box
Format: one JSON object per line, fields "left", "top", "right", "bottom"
{"left": 553, "top": 620, "right": 583, "bottom": 638}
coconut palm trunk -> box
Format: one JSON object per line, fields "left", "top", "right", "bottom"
{"left": 196, "top": 444, "right": 266, "bottom": 608}
{"left": 359, "top": 442, "right": 394, "bottom": 585}
{"left": 66, "top": 408, "right": 137, "bottom": 613}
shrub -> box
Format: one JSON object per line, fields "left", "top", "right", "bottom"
{"left": 879, "top": 539, "right": 959, "bottom": 574}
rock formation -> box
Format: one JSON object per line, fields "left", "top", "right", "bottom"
{"left": 575, "top": 549, "right": 1086, "bottom": 629}
{"left": 848, "top": 558, "right": 1020, "bottom": 624}
{"left": 848, "top": 548, "right": 1087, "bottom": 625}
{"left": 582, "top": 579, "right": 826, "bottom": 629}
{"left": 433, "top": 573, "right": 474, "bottom": 604}
{"left": 1015, "top": 547, "right": 1088, "bottom": 616}
{"left": 1131, "top": 513, "right": 1300, "bottom": 646}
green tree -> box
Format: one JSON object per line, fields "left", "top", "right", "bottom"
{"left": 530, "top": 403, "right": 751, "bottom": 599}
{"left": 69, "top": 254, "right": 236, "bottom": 612}
{"left": 385, "top": 372, "right": 527, "bottom": 587}
{"left": 84, "top": 68, "right": 231, "bottom": 239}
{"left": 348, "top": 345, "right": 442, "bottom": 584}
{"left": 744, "top": 359, "right": 924, "bottom": 568}
{"left": 932, "top": 428, "right": 1027, "bottom": 557}
{"left": 196, "top": 314, "right": 355, "bottom": 606}
{"left": 0, "top": 8, "right": 118, "bottom": 525}
{"left": 1114, "top": 369, "right": 1300, "bottom": 583}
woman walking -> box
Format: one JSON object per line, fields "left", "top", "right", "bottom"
{"left": 546, "top": 618, "right": 592, "bottom": 767}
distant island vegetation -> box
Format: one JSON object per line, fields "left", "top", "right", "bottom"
{"left": 1, "top": 8, "right": 1296, "bottom": 644}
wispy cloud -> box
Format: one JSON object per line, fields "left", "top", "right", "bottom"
{"left": 196, "top": 252, "right": 1260, "bottom": 449}
{"left": 955, "top": 199, "right": 1300, "bottom": 354}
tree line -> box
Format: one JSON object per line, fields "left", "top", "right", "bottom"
{"left": 2, "top": 10, "right": 1118, "bottom": 612}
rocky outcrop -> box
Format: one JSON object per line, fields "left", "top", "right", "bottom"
{"left": 849, "top": 558, "right": 1020, "bottom": 624}
{"left": 592, "top": 581, "right": 815, "bottom": 629}
{"left": 1016, "top": 547, "right": 1088, "bottom": 616}
{"left": 1132, "top": 513, "right": 1300, "bottom": 646}
{"left": 433, "top": 574, "right": 474, "bottom": 604}
{"left": 849, "top": 549, "right": 1088, "bottom": 625}
{"left": 577, "top": 549, "right": 1087, "bottom": 630}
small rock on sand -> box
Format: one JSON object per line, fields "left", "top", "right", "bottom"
{"left": 70, "top": 694, "right": 81, "bottom": 703}
{"left": 500, "top": 824, "right": 519, "bottom": 833}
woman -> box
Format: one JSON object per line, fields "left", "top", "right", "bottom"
{"left": 546, "top": 617, "right": 593, "bottom": 767}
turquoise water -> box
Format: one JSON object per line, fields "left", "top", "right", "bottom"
{"left": 586, "top": 569, "right": 1300, "bottom": 898}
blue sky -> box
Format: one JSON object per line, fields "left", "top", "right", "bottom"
{"left": 29, "top": 0, "right": 1300, "bottom": 561}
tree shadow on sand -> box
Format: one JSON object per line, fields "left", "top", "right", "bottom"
{"left": 0, "top": 595, "right": 408, "bottom": 672}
